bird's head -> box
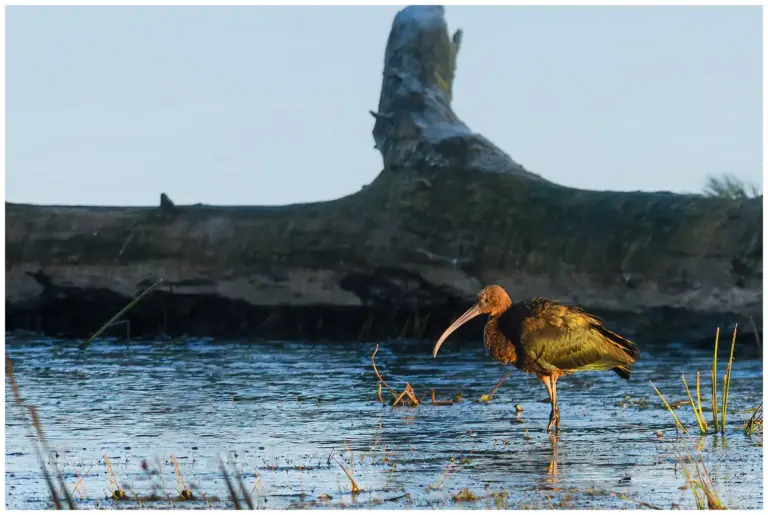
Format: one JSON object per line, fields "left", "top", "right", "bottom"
{"left": 432, "top": 285, "right": 512, "bottom": 358}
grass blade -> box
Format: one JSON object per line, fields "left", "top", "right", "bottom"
{"left": 743, "top": 403, "right": 763, "bottom": 436}
{"left": 673, "top": 444, "right": 704, "bottom": 509}
{"left": 721, "top": 325, "right": 738, "bottom": 434}
{"left": 650, "top": 381, "right": 687, "bottom": 434}
{"left": 695, "top": 371, "right": 708, "bottom": 433}
{"left": 6, "top": 353, "right": 75, "bottom": 509}
{"left": 682, "top": 374, "right": 706, "bottom": 434}
{"left": 220, "top": 460, "right": 242, "bottom": 510}
{"left": 83, "top": 278, "right": 164, "bottom": 347}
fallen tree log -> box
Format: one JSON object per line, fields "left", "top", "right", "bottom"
{"left": 5, "top": 6, "right": 762, "bottom": 346}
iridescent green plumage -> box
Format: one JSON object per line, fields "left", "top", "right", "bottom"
{"left": 493, "top": 297, "right": 638, "bottom": 377}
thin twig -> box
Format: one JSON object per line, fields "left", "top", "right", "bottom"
{"left": 69, "top": 461, "right": 91, "bottom": 500}
{"left": 371, "top": 344, "right": 397, "bottom": 397}
{"left": 403, "top": 383, "right": 420, "bottom": 406}
{"left": 392, "top": 389, "right": 409, "bottom": 407}
{"left": 431, "top": 389, "right": 454, "bottom": 406}
{"left": 612, "top": 492, "right": 663, "bottom": 510}
{"left": 104, "top": 454, "right": 125, "bottom": 499}
{"left": 171, "top": 454, "right": 192, "bottom": 498}
{"left": 487, "top": 371, "right": 512, "bottom": 401}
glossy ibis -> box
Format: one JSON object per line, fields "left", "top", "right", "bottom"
{"left": 432, "top": 285, "right": 639, "bottom": 432}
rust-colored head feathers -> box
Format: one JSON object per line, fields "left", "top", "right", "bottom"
{"left": 475, "top": 285, "right": 512, "bottom": 316}
{"left": 432, "top": 285, "right": 512, "bottom": 358}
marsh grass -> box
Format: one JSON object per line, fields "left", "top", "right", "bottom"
{"left": 69, "top": 460, "right": 92, "bottom": 500}
{"left": 219, "top": 460, "right": 254, "bottom": 509}
{"left": 720, "top": 327, "right": 738, "bottom": 434}
{"left": 104, "top": 454, "right": 126, "bottom": 500}
{"left": 682, "top": 374, "right": 708, "bottom": 433}
{"left": 371, "top": 344, "right": 421, "bottom": 407}
{"left": 330, "top": 443, "right": 362, "bottom": 494}
{"left": 372, "top": 344, "right": 501, "bottom": 408}
{"left": 5, "top": 352, "right": 75, "bottom": 510}
{"left": 452, "top": 487, "right": 478, "bottom": 502}
{"left": 649, "top": 326, "right": 750, "bottom": 510}
{"left": 171, "top": 454, "right": 193, "bottom": 499}
{"left": 743, "top": 403, "right": 763, "bottom": 437}
{"left": 650, "top": 382, "right": 687, "bottom": 433}
{"left": 702, "top": 173, "right": 760, "bottom": 199}
{"left": 674, "top": 442, "right": 725, "bottom": 509}
{"left": 426, "top": 458, "right": 459, "bottom": 492}
{"left": 651, "top": 326, "right": 740, "bottom": 435}
{"left": 6, "top": 425, "right": 233, "bottom": 510}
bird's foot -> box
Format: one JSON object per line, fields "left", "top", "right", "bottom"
{"left": 547, "top": 407, "right": 561, "bottom": 433}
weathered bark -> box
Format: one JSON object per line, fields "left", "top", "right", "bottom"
{"left": 4, "top": 6, "right": 762, "bottom": 346}
{"left": 372, "top": 6, "right": 544, "bottom": 179}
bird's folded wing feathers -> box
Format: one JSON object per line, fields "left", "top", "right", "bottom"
{"left": 521, "top": 326, "right": 607, "bottom": 371}
{"left": 520, "top": 310, "right": 628, "bottom": 372}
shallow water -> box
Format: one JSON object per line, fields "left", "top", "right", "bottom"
{"left": 5, "top": 334, "right": 763, "bottom": 509}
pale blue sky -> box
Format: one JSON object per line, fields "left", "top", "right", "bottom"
{"left": 5, "top": 5, "right": 763, "bottom": 206}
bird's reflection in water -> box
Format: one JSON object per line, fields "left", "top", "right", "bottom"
{"left": 545, "top": 434, "right": 559, "bottom": 488}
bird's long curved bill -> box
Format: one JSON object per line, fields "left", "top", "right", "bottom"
{"left": 432, "top": 304, "right": 481, "bottom": 358}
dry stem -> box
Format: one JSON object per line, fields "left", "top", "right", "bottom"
{"left": 431, "top": 389, "right": 454, "bottom": 406}
{"left": 487, "top": 371, "right": 512, "bottom": 401}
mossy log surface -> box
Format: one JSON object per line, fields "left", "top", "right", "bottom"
{"left": 5, "top": 6, "right": 762, "bottom": 345}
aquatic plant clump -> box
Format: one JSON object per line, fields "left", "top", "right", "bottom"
{"left": 648, "top": 325, "right": 761, "bottom": 510}
{"left": 651, "top": 326, "right": 741, "bottom": 436}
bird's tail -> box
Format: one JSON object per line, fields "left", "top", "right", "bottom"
{"left": 597, "top": 325, "right": 640, "bottom": 361}
{"left": 596, "top": 325, "right": 639, "bottom": 381}
{"left": 613, "top": 365, "right": 631, "bottom": 380}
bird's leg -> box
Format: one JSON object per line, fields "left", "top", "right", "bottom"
{"left": 541, "top": 376, "right": 557, "bottom": 433}
{"left": 552, "top": 375, "right": 561, "bottom": 432}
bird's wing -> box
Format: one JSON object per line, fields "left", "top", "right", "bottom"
{"left": 516, "top": 302, "right": 626, "bottom": 373}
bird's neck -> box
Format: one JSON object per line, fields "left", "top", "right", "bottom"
{"left": 484, "top": 317, "right": 518, "bottom": 365}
